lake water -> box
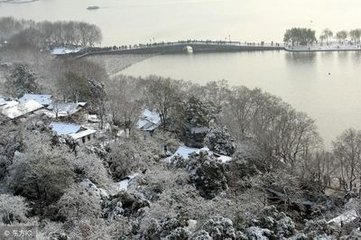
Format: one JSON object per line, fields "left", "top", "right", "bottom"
{"left": 2, "top": 0, "right": 361, "bottom": 144}
{"left": 122, "top": 51, "right": 361, "bottom": 145}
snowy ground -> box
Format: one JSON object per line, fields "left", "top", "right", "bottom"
{"left": 112, "top": 173, "right": 139, "bottom": 193}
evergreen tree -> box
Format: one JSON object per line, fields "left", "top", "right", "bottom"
{"left": 5, "top": 64, "right": 39, "bottom": 97}
{"left": 205, "top": 125, "right": 236, "bottom": 156}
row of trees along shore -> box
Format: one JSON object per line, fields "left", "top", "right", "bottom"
{"left": 284, "top": 27, "right": 361, "bottom": 46}
{"left": 0, "top": 17, "right": 102, "bottom": 48}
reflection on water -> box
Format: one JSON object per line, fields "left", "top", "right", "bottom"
{"left": 351, "top": 51, "right": 361, "bottom": 64}
{"left": 337, "top": 51, "right": 349, "bottom": 59}
{"left": 285, "top": 52, "right": 317, "bottom": 64}
{"left": 122, "top": 51, "right": 361, "bottom": 146}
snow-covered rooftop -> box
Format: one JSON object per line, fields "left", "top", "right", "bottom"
{"left": 86, "top": 114, "right": 100, "bottom": 123}
{"left": 136, "top": 109, "right": 161, "bottom": 131}
{"left": 143, "top": 109, "right": 161, "bottom": 124}
{"left": 47, "top": 102, "right": 86, "bottom": 117}
{"left": 70, "top": 129, "right": 96, "bottom": 140}
{"left": 327, "top": 210, "right": 358, "bottom": 226}
{"left": 50, "top": 122, "right": 81, "bottom": 135}
{"left": 2, "top": 100, "right": 18, "bottom": 109}
{"left": 1, "top": 100, "right": 43, "bottom": 119}
{"left": 19, "top": 94, "right": 52, "bottom": 106}
{"left": 51, "top": 47, "right": 82, "bottom": 55}
{"left": 50, "top": 122, "right": 96, "bottom": 140}
{"left": 166, "top": 146, "right": 232, "bottom": 163}
{"left": 191, "top": 127, "right": 209, "bottom": 134}
{"left": 217, "top": 155, "right": 233, "bottom": 163}
{"left": 171, "top": 146, "right": 211, "bottom": 159}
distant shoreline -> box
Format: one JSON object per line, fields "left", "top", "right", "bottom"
{"left": 0, "top": 0, "right": 39, "bottom": 3}
{"left": 284, "top": 42, "right": 361, "bottom": 52}
{"left": 286, "top": 49, "right": 361, "bottom": 52}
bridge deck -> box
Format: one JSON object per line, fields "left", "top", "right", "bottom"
{"left": 61, "top": 41, "right": 284, "bottom": 58}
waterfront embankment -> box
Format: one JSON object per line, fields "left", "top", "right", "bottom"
{"left": 85, "top": 54, "right": 154, "bottom": 77}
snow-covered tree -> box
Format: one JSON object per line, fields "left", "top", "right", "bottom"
{"left": 56, "top": 184, "right": 102, "bottom": 221}
{"left": 8, "top": 142, "right": 74, "bottom": 206}
{"left": 0, "top": 123, "right": 25, "bottom": 179}
{"left": 187, "top": 153, "right": 228, "bottom": 199}
{"left": 205, "top": 125, "right": 235, "bottom": 156}
{"left": 107, "top": 133, "right": 161, "bottom": 180}
{"left": 5, "top": 63, "right": 39, "bottom": 97}
{"left": 0, "top": 194, "right": 29, "bottom": 224}
{"left": 183, "top": 96, "right": 217, "bottom": 128}
{"left": 72, "top": 151, "right": 111, "bottom": 187}
{"left": 198, "top": 216, "right": 238, "bottom": 239}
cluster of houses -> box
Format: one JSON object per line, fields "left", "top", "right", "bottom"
{"left": 0, "top": 93, "right": 165, "bottom": 146}
{"left": 0, "top": 93, "right": 98, "bottom": 145}
{"left": 0, "top": 93, "right": 233, "bottom": 162}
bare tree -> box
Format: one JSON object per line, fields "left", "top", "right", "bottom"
{"left": 77, "top": 22, "right": 102, "bottom": 47}
{"left": 0, "top": 17, "right": 25, "bottom": 40}
{"left": 336, "top": 30, "right": 348, "bottom": 43}
{"left": 222, "top": 87, "right": 261, "bottom": 139}
{"left": 273, "top": 109, "right": 321, "bottom": 171}
{"left": 106, "top": 75, "right": 143, "bottom": 132}
{"left": 54, "top": 59, "right": 107, "bottom": 125}
{"left": 222, "top": 85, "right": 320, "bottom": 171}
{"left": 300, "top": 150, "right": 336, "bottom": 191}
{"left": 1, "top": 17, "right": 102, "bottom": 48}
{"left": 63, "top": 21, "right": 79, "bottom": 46}
{"left": 203, "top": 79, "right": 230, "bottom": 111}
{"left": 322, "top": 28, "right": 333, "bottom": 44}
{"left": 144, "top": 75, "right": 183, "bottom": 128}
{"left": 349, "top": 29, "right": 361, "bottom": 44}
{"left": 333, "top": 128, "right": 361, "bottom": 192}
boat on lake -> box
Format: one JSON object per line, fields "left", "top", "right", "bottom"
{"left": 87, "top": 6, "right": 99, "bottom": 10}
